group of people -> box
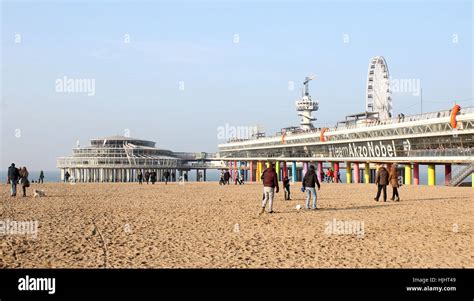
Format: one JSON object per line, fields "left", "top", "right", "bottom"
{"left": 7, "top": 163, "right": 31, "bottom": 197}
{"left": 260, "top": 163, "right": 321, "bottom": 214}
{"left": 322, "top": 168, "right": 341, "bottom": 183}
{"left": 219, "top": 170, "right": 231, "bottom": 185}
{"left": 258, "top": 162, "right": 402, "bottom": 214}
{"left": 6, "top": 160, "right": 401, "bottom": 206}
{"left": 219, "top": 170, "right": 245, "bottom": 185}
{"left": 374, "top": 164, "right": 401, "bottom": 202}
{"left": 136, "top": 170, "right": 176, "bottom": 184}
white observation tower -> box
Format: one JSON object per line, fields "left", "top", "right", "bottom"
{"left": 296, "top": 75, "right": 319, "bottom": 131}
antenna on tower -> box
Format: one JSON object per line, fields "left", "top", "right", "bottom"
{"left": 303, "top": 75, "right": 316, "bottom": 96}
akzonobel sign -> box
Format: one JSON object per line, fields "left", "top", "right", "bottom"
{"left": 328, "top": 141, "right": 398, "bottom": 158}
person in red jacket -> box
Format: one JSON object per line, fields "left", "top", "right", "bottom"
{"left": 260, "top": 163, "right": 279, "bottom": 214}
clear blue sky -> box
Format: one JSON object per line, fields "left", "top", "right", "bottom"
{"left": 1, "top": 0, "right": 473, "bottom": 170}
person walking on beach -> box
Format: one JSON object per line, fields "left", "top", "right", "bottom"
{"left": 388, "top": 164, "right": 401, "bottom": 201}
{"left": 38, "top": 170, "right": 44, "bottom": 183}
{"left": 145, "top": 171, "right": 150, "bottom": 184}
{"left": 283, "top": 176, "right": 291, "bottom": 200}
{"left": 19, "top": 167, "right": 30, "bottom": 197}
{"left": 150, "top": 171, "right": 157, "bottom": 184}
{"left": 223, "top": 170, "right": 230, "bottom": 185}
{"left": 260, "top": 163, "right": 279, "bottom": 214}
{"left": 219, "top": 171, "right": 225, "bottom": 185}
{"left": 302, "top": 165, "right": 321, "bottom": 210}
{"left": 236, "top": 171, "right": 244, "bottom": 185}
{"left": 327, "top": 169, "right": 333, "bottom": 183}
{"left": 64, "top": 171, "right": 70, "bottom": 183}
{"left": 374, "top": 164, "right": 389, "bottom": 202}
{"left": 7, "top": 163, "right": 20, "bottom": 197}
{"left": 164, "top": 171, "right": 170, "bottom": 184}
{"left": 137, "top": 170, "right": 143, "bottom": 184}
{"left": 184, "top": 172, "right": 188, "bottom": 182}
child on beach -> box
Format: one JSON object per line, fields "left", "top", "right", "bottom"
{"left": 283, "top": 176, "right": 291, "bottom": 200}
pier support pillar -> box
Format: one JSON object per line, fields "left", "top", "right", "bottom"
{"left": 249, "top": 161, "right": 254, "bottom": 182}
{"left": 444, "top": 164, "right": 452, "bottom": 186}
{"left": 472, "top": 173, "right": 474, "bottom": 188}
{"left": 276, "top": 161, "right": 280, "bottom": 181}
{"left": 233, "top": 161, "right": 237, "bottom": 182}
{"left": 291, "top": 161, "right": 296, "bottom": 183}
{"left": 405, "top": 164, "right": 412, "bottom": 185}
{"left": 364, "top": 163, "right": 370, "bottom": 184}
{"left": 204, "top": 169, "right": 207, "bottom": 182}
{"left": 333, "top": 162, "right": 339, "bottom": 183}
{"left": 353, "top": 163, "right": 360, "bottom": 183}
{"left": 283, "top": 162, "right": 287, "bottom": 179}
{"left": 303, "top": 162, "right": 308, "bottom": 178}
{"left": 317, "top": 162, "right": 323, "bottom": 183}
{"left": 257, "top": 161, "right": 262, "bottom": 182}
{"left": 346, "top": 162, "right": 352, "bottom": 183}
{"left": 428, "top": 164, "right": 436, "bottom": 186}
{"left": 413, "top": 164, "right": 419, "bottom": 185}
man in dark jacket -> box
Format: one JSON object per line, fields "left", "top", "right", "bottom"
{"left": 374, "top": 165, "right": 389, "bottom": 202}
{"left": 150, "top": 171, "right": 157, "bottom": 184}
{"left": 164, "top": 171, "right": 170, "bottom": 185}
{"left": 260, "top": 163, "right": 279, "bottom": 214}
{"left": 145, "top": 171, "right": 150, "bottom": 184}
{"left": 302, "top": 165, "right": 321, "bottom": 209}
{"left": 223, "top": 170, "right": 230, "bottom": 185}
{"left": 7, "top": 163, "right": 20, "bottom": 197}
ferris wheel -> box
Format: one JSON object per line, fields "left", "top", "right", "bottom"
{"left": 365, "top": 56, "right": 392, "bottom": 120}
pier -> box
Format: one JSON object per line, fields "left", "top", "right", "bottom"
{"left": 57, "top": 136, "right": 224, "bottom": 183}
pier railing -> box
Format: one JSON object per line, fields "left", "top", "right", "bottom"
{"left": 227, "top": 106, "right": 474, "bottom": 142}
{"left": 409, "top": 148, "right": 473, "bottom": 158}
{"left": 322, "top": 106, "right": 474, "bottom": 134}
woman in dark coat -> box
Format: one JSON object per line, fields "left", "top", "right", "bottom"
{"left": 388, "top": 164, "right": 400, "bottom": 201}
{"left": 19, "top": 167, "right": 30, "bottom": 197}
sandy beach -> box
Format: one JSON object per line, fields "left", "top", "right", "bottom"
{"left": 0, "top": 182, "right": 472, "bottom": 268}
